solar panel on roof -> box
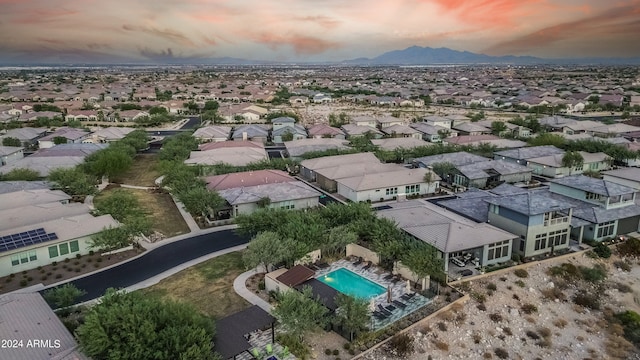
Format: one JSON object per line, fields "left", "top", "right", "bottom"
{"left": 0, "top": 229, "right": 60, "bottom": 253}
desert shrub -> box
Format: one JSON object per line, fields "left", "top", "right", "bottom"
{"left": 503, "top": 327, "right": 513, "bottom": 336}
{"left": 614, "top": 310, "right": 640, "bottom": 346}
{"left": 548, "top": 263, "right": 579, "bottom": 278}
{"left": 526, "top": 330, "right": 540, "bottom": 340}
{"left": 438, "top": 310, "right": 455, "bottom": 322}
{"left": 515, "top": 280, "right": 525, "bottom": 288}
{"left": 553, "top": 318, "right": 568, "bottom": 328}
{"left": 618, "top": 237, "right": 640, "bottom": 257}
{"left": 494, "top": 348, "right": 509, "bottom": 359}
{"left": 486, "top": 282, "right": 497, "bottom": 291}
{"left": 437, "top": 322, "right": 447, "bottom": 331}
{"left": 525, "top": 316, "right": 537, "bottom": 324}
{"left": 343, "top": 343, "right": 350, "bottom": 350}
{"left": 26, "top": 276, "right": 32, "bottom": 281}
{"left": 455, "top": 312, "right": 467, "bottom": 323}
{"left": 19, "top": 279, "right": 27, "bottom": 287}
{"left": 512, "top": 294, "right": 520, "bottom": 301}
{"left": 521, "top": 303, "right": 538, "bottom": 314}
{"left": 332, "top": 349, "right": 339, "bottom": 356}
{"left": 483, "top": 352, "right": 493, "bottom": 359}
{"left": 541, "top": 287, "right": 567, "bottom": 301}
{"left": 473, "top": 333, "right": 482, "bottom": 344}
{"left": 536, "top": 339, "right": 552, "bottom": 348}
{"left": 514, "top": 269, "right": 528, "bottom": 278}
{"left": 614, "top": 260, "right": 631, "bottom": 272}
{"left": 573, "top": 290, "right": 601, "bottom": 310}
{"left": 579, "top": 265, "right": 607, "bottom": 282}
{"left": 433, "top": 340, "right": 449, "bottom": 351}
{"left": 389, "top": 333, "right": 414, "bottom": 356}
{"left": 489, "top": 313, "right": 503, "bottom": 323}
{"left": 538, "top": 327, "right": 551, "bottom": 338}
{"left": 55, "top": 274, "right": 62, "bottom": 279}
{"left": 612, "top": 282, "right": 633, "bottom": 293}
{"left": 276, "top": 333, "right": 310, "bottom": 360}
{"left": 325, "top": 349, "right": 331, "bottom": 355}
{"left": 41, "top": 275, "right": 47, "bottom": 281}
{"left": 593, "top": 243, "right": 612, "bottom": 258}
{"left": 471, "top": 292, "right": 486, "bottom": 303}
{"left": 477, "top": 303, "right": 487, "bottom": 311}
{"left": 499, "top": 276, "right": 507, "bottom": 282}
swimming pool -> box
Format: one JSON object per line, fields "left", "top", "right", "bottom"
{"left": 318, "top": 268, "right": 386, "bottom": 299}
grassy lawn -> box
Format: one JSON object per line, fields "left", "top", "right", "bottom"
{"left": 94, "top": 187, "right": 189, "bottom": 237}
{"left": 142, "top": 251, "right": 251, "bottom": 319}
{"left": 111, "top": 154, "right": 161, "bottom": 187}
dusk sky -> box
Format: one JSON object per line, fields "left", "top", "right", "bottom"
{"left": 1, "top": 0, "right": 640, "bottom": 63}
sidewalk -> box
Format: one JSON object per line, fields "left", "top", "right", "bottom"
{"left": 234, "top": 268, "right": 273, "bottom": 312}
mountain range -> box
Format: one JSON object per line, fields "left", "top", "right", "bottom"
{"left": 342, "top": 46, "right": 640, "bottom": 66}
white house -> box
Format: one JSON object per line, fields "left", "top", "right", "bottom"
{"left": 336, "top": 167, "right": 440, "bottom": 202}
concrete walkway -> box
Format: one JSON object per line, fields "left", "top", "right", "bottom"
{"left": 119, "top": 184, "right": 153, "bottom": 190}
{"left": 234, "top": 269, "right": 273, "bottom": 312}
{"left": 172, "top": 197, "right": 202, "bottom": 233}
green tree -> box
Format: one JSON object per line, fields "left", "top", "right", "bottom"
{"left": 490, "top": 121, "right": 508, "bottom": 136}
{"left": 148, "top": 106, "right": 168, "bottom": 115}
{"left": 159, "top": 133, "right": 199, "bottom": 162}
{"left": 401, "top": 242, "right": 443, "bottom": 286}
{"left": 177, "top": 186, "right": 225, "bottom": 219}
{"left": 2, "top": 136, "right": 21, "bottom": 147}
{"left": 243, "top": 231, "right": 309, "bottom": 271}
{"left": 280, "top": 130, "right": 294, "bottom": 142}
{"left": 0, "top": 168, "right": 40, "bottom": 181}
{"left": 120, "top": 130, "right": 150, "bottom": 151}
{"left": 53, "top": 136, "right": 68, "bottom": 145}
{"left": 423, "top": 171, "right": 435, "bottom": 193}
{"left": 272, "top": 286, "right": 329, "bottom": 341}
{"left": 203, "top": 100, "right": 219, "bottom": 111}
{"left": 256, "top": 197, "right": 271, "bottom": 208}
{"left": 94, "top": 189, "right": 151, "bottom": 235}
{"left": 49, "top": 167, "right": 96, "bottom": 196}
{"left": 88, "top": 226, "right": 132, "bottom": 251}
{"left": 437, "top": 129, "right": 451, "bottom": 141}
{"left": 43, "top": 283, "right": 87, "bottom": 309}
{"left": 527, "top": 133, "right": 565, "bottom": 147}
{"left": 321, "top": 225, "right": 357, "bottom": 258}
{"left": 561, "top": 151, "right": 584, "bottom": 175}
{"left": 76, "top": 289, "right": 217, "bottom": 360}
{"left": 84, "top": 147, "right": 133, "bottom": 178}
{"left": 431, "top": 162, "right": 457, "bottom": 182}
{"left": 332, "top": 294, "right": 370, "bottom": 341}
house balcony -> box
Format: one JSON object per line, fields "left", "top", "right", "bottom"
{"left": 544, "top": 217, "right": 569, "bottom": 227}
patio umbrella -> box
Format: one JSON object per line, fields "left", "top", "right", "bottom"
{"left": 387, "top": 285, "right": 392, "bottom": 303}
{"left": 406, "top": 279, "right": 412, "bottom": 293}
{"left": 369, "top": 298, "right": 376, "bottom": 312}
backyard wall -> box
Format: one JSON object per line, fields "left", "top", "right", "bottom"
{"left": 294, "top": 249, "right": 321, "bottom": 266}
{"left": 394, "top": 261, "right": 429, "bottom": 290}
{"left": 346, "top": 244, "right": 380, "bottom": 264}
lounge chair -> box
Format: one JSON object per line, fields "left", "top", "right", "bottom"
{"left": 251, "top": 348, "right": 262, "bottom": 359}
{"left": 363, "top": 261, "right": 373, "bottom": 270}
{"left": 372, "top": 311, "right": 387, "bottom": 320}
{"left": 377, "top": 304, "right": 393, "bottom": 316}
{"left": 392, "top": 275, "right": 403, "bottom": 283}
{"left": 392, "top": 300, "right": 407, "bottom": 309}
{"left": 316, "top": 261, "right": 330, "bottom": 269}
{"left": 401, "top": 292, "right": 416, "bottom": 301}
{"left": 383, "top": 273, "right": 395, "bottom": 280}
{"left": 385, "top": 304, "right": 397, "bottom": 312}
{"left": 266, "top": 344, "right": 273, "bottom": 355}
{"left": 352, "top": 257, "right": 363, "bottom": 266}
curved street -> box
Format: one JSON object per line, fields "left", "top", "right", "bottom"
{"left": 43, "top": 229, "right": 249, "bottom": 304}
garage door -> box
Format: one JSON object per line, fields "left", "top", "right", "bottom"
{"left": 617, "top": 216, "right": 640, "bottom": 234}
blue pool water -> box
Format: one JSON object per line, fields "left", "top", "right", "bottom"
{"left": 318, "top": 268, "right": 386, "bottom": 299}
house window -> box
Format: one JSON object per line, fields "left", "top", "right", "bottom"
{"left": 28, "top": 250, "right": 37, "bottom": 261}
{"left": 11, "top": 255, "right": 20, "bottom": 266}
{"left": 20, "top": 252, "right": 29, "bottom": 264}
{"left": 49, "top": 246, "right": 59, "bottom": 258}
{"left": 487, "top": 240, "right": 510, "bottom": 260}
{"left": 574, "top": 164, "right": 583, "bottom": 171}
{"left": 70, "top": 240, "right": 80, "bottom": 253}
{"left": 534, "top": 234, "right": 547, "bottom": 251}
{"left": 385, "top": 187, "right": 398, "bottom": 196}
{"left": 597, "top": 221, "right": 615, "bottom": 238}
{"left": 589, "top": 163, "right": 598, "bottom": 170}
{"left": 519, "top": 239, "right": 525, "bottom": 252}
{"left": 59, "top": 243, "right": 69, "bottom": 256}
{"left": 586, "top": 192, "right": 600, "bottom": 200}
{"left": 548, "top": 229, "right": 568, "bottom": 246}
{"left": 405, "top": 184, "right": 420, "bottom": 194}
{"left": 279, "top": 201, "right": 295, "bottom": 210}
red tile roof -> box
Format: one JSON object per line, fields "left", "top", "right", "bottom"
{"left": 204, "top": 169, "right": 294, "bottom": 190}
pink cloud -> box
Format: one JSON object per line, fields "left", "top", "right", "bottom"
{"left": 253, "top": 33, "right": 341, "bottom": 55}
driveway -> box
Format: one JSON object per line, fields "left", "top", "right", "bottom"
{"left": 44, "top": 229, "right": 249, "bottom": 304}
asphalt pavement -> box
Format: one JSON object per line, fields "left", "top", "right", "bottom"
{"left": 45, "top": 229, "right": 249, "bottom": 304}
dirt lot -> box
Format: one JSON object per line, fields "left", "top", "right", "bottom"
{"left": 365, "top": 251, "right": 640, "bottom": 360}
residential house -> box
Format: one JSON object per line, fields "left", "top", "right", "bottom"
{"left": 300, "top": 152, "right": 380, "bottom": 182}
{"left": 415, "top": 151, "right": 490, "bottom": 169}
{"left": 452, "top": 122, "right": 491, "bottom": 136}
{"left": 0, "top": 143, "right": 108, "bottom": 177}
{"left": 312, "top": 93, "right": 332, "bottom": 103}
{"left": 444, "top": 135, "right": 528, "bottom": 149}
{"left": 424, "top": 115, "right": 452, "bottom": 129}
{"left": 115, "top": 110, "right": 149, "bottom": 122}
{"left": 341, "top": 124, "right": 384, "bottom": 139}
{"left": 207, "top": 170, "right": 321, "bottom": 217}
{"left": 0, "top": 145, "right": 24, "bottom": 166}
{"left": 410, "top": 122, "right": 453, "bottom": 143}
{"left": 335, "top": 166, "right": 440, "bottom": 202}
{"left": 314, "top": 162, "right": 404, "bottom": 193}
{"left": 185, "top": 141, "right": 268, "bottom": 167}
{"left": 602, "top": 168, "right": 640, "bottom": 191}
{"left": 453, "top": 160, "right": 533, "bottom": 189}
{"left": 590, "top": 123, "right": 640, "bottom": 138}
{"left": 271, "top": 117, "right": 307, "bottom": 143}
{"left": 377, "top": 199, "right": 518, "bottom": 273}
{"left": 307, "top": 124, "right": 346, "bottom": 139}
{"left": 351, "top": 116, "right": 377, "bottom": 128}
{"left": 380, "top": 124, "right": 422, "bottom": 139}
{"left": 289, "top": 96, "right": 309, "bottom": 105}
{"left": 231, "top": 124, "right": 270, "bottom": 144}
{"left": 494, "top": 145, "right": 565, "bottom": 165}
{"left": 38, "top": 128, "right": 91, "bottom": 149}
{"left": 0, "top": 292, "right": 88, "bottom": 360}
{"left": 66, "top": 110, "right": 98, "bottom": 122}
{"left": 561, "top": 120, "right": 602, "bottom": 135}
{"left": 192, "top": 125, "right": 232, "bottom": 143}
{"left": 0, "top": 188, "right": 119, "bottom": 277}
{"left": 370, "top": 137, "right": 431, "bottom": 152}
{"left": 377, "top": 115, "right": 404, "bottom": 128}
{"left": 439, "top": 186, "right": 573, "bottom": 258}
{"left": 284, "top": 138, "right": 351, "bottom": 160}
{"left": 87, "top": 127, "right": 136, "bottom": 143}
{"left": 525, "top": 151, "right": 612, "bottom": 178}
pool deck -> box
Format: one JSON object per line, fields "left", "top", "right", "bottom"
{"left": 314, "top": 259, "right": 432, "bottom": 330}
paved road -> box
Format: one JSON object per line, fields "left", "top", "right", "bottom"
{"left": 44, "top": 229, "right": 249, "bottom": 304}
